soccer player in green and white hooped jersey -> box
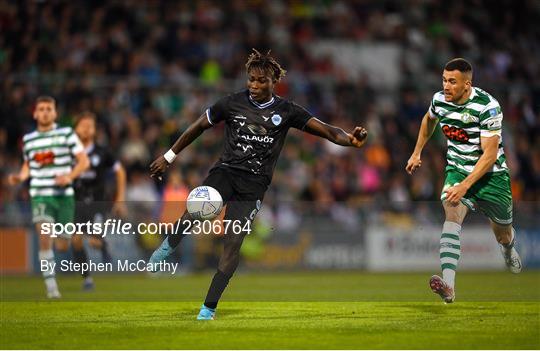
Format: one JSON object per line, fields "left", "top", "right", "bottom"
{"left": 406, "top": 58, "right": 522, "bottom": 303}
{"left": 8, "top": 96, "right": 89, "bottom": 299}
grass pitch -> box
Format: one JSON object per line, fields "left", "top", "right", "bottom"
{"left": 1, "top": 271, "right": 539, "bottom": 349}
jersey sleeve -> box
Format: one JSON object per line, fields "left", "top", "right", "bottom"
{"left": 22, "top": 144, "right": 29, "bottom": 162}
{"left": 67, "top": 130, "right": 84, "bottom": 155}
{"left": 479, "top": 101, "right": 503, "bottom": 138}
{"left": 428, "top": 93, "right": 441, "bottom": 120}
{"left": 289, "top": 102, "right": 313, "bottom": 130}
{"left": 22, "top": 134, "right": 32, "bottom": 162}
{"left": 206, "top": 96, "right": 230, "bottom": 125}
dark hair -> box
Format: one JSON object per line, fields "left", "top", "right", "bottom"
{"left": 245, "top": 49, "right": 286, "bottom": 82}
{"left": 36, "top": 95, "right": 56, "bottom": 105}
{"left": 74, "top": 111, "right": 97, "bottom": 126}
{"left": 444, "top": 58, "right": 473, "bottom": 74}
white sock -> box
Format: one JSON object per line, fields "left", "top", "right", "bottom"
{"left": 44, "top": 276, "right": 58, "bottom": 291}
{"left": 440, "top": 221, "right": 462, "bottom": 289}
{"left": 39, "top": 249, "right": 57, "bottom": 289}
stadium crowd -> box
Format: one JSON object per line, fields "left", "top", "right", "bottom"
{"left": 1, "top": 0, "right": 539, "bottom": 226}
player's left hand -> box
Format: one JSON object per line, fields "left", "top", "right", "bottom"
{"left": 55, "top": 174, "right": 72, "bottom": 186}
{"left": 7, "top": 174, "right": 21, "bottom": 186}
{"left": 149, "top": 155, "right": 169, "bottom": 181}
{"left": 444, "top": 183, "right": 469, "bottom": 206}
{"left": 349, "top": 127, "right": 368, "bottom": 148}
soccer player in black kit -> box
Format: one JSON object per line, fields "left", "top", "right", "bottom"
{"left": 55, "top": 111, "right": 127, "bottom": 290}
{"left": 149, "top": 50, "right": 367, "bottom": 320}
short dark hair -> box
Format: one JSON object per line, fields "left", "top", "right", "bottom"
{"left": 444, "top": 58, "right": 473, "bottom": 74}
{"left": 74, "top": 111, "right": 97, "bottom": 126}
{"left": 245, "top": 49, "right": 286, "bottom": 82}
{"left": 36, "top": 95, "right": 56, "bottom": 105}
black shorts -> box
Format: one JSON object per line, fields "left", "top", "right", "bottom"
{"left": 75, "top": 200, "right": 108, "bottom": 225}
{"left": 202, "top": 166, "right": 268, "bottom": 224}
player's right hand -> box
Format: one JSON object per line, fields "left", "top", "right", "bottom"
{"left": 405, "top": 154, "right": 422, "bottom": 175}
{"left": 7, "top": 174, "right": 21, "bottom": 186}
{"left": 350, "top": 126, "right": 368, "bottom": 148}
{"left": 149, "top": 155, "right": 169, "bottom": 181}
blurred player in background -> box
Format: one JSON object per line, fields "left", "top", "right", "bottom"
{"left": 7, "top": 96, "right": 89, "bottom": 298}
{"left": 149, "top": 49, "right": 368, "bottom": 320}
{"left": 55, "top": 111, "right": 127, "bottom": 290}
{"left": 406, "top": 58, "right": 522, "bottom": 303}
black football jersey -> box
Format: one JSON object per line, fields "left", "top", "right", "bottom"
{"left": 207, "top": 90, "right": 313, "bottom": 183}
{"left": 74, "top": 143, "right": 118, "bottom": 202}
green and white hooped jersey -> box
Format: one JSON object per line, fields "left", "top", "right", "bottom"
{"left": 429, "top": 87, "right": 508, "bottom": 174}
{"left": 22, "top": 124, "right": 84, "bottom": 197}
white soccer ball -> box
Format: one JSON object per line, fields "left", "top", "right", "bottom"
{"left": 186, "top": 186, "right": 223, "bottom": 220}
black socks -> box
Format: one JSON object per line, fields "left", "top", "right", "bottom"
{"left": 204, "top": 270, "right": 233, "bottom": 309}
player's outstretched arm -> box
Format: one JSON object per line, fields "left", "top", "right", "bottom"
{"left": 150, "top": 114, "right": 212, "bottom": 180}
{"left": 303, "top": 118, "right": 367, "bottom": 148}
{"left": 406, "top": 112, "right": 438, "bottom": 175}
{"left": 7, "top": 161, "right": 30, "bottom": 186}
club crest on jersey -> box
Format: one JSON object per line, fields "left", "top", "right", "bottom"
{"left": 489, "top": 107, "right": 501, "bottom": 117}
{"left": 461, "top": 111, "right": 474, "bottom": 123}
{"left": 271, "top": 114, "right": 282, "bottom": 126}
{"left": 91, "top": 154, "right": 101, "bottom": 167}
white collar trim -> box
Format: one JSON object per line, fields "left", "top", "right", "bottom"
{"left": 249, "top": 94, "right": 275, "bottom": 109}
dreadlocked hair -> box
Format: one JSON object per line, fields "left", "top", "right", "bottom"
{"left": 245, "top": 49, "right": 286, "bottom": 82}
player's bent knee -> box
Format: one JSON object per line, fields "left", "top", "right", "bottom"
{"left": 223, "top": 241, "right": 242, "bottom": 255}
{"left": 442, "top": 201, "right": 468, "bottom": 224}
{"left": 218, "top": 252, "right": 241, "bottom": 275}
{"left": 490, "top": 220, "right": 513, "bottom": 238}
{"left": 223, "top": 235, "right": 246, "bottom": 252}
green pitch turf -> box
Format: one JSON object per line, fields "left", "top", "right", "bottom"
{"left": 1, "top": 271, "right": 539, "bottom": 349}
